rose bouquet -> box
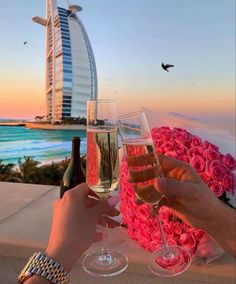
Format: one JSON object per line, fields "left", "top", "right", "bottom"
{"left": 120, "top": 126, "right": 236, "bottom": 262}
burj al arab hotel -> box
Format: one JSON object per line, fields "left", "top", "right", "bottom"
{"left": 33, "top": 0, "right": 97, "bottom": 123}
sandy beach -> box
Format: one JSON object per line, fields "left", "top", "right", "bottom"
{"left": 25, "top": 122, "right": 87, "bottom": 131}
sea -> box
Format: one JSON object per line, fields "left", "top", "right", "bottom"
{"left": 0, "top": 111, "right": 235, "bottom": 165}
{"left": 0, "top": 126, "right": 87, "bottom": 165}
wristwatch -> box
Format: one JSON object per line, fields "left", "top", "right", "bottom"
{"left": 18, "top": 252, "right": 69, "bottom": 284}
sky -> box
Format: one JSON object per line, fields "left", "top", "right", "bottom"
{"left": 0, "top": 0, "right": 235, "bottom": 120}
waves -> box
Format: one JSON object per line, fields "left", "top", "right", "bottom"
{"left": 0, "top": 126, "right": 87, "bottom": 164}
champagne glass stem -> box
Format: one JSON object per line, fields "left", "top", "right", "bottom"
{"left": 97, "top": 215, "right": 114, "bottom": 266}
{"left": 101, "top": 217, "right": 109, "bottom": 254}
{"left": 153, "top": 206, "right": 172, "bottom": 258}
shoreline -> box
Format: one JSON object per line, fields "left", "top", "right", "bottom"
{"left": 25, "top": 122, "right": 86, "bottom": 131}
{"left": 0, "top": 122, "right": 87, "bottom": 131}
{"left": 0, "top": 122, "right": 26, "bottom": 127}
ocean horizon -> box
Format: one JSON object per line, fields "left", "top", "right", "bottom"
{"left": 0, "top": 111, "right": 235, "bottom": 165}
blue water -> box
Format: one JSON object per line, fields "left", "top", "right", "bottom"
{"left": 0, "top": 126, "right": 87, "bottom": 164}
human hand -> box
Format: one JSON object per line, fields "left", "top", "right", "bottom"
{"left": 45, "top": 183, "right": 120, "bottom": 272}
{"left": 129, "top": 153, "right": 221, "bottom": 229}
{"left": 153, "top": 155, "right": 223, "bottom": 229}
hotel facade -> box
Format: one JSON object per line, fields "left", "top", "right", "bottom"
{"left": 33, "top": 0, "right": 97, "bottom": 123}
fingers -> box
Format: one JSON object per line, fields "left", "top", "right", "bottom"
{"left": 90, "top": 199, "right": 115, "bottom": 217}
{"left": 158, "top": 154, "right": 190, "bottom": 176}
{"left": 156, "top": 177, "right": 198, "bottom": 199}
{"left": 85, "top": 196, "right": 100, "bottom": 208}
{"left": 85, "top": 197, "right": 120, "bottom": 217}
{"left": 129, "top": 165, "right": 160, "bottom": 182}
{"left": 127, "top": 152, "right": 156, "bottom": 167}
{"left": 88, "top": 189, "right": 100, "bottom": 199}
{"left": 158, "top": 195, "right": 175, "bottom": 208}
{"left": 98, "top": 216, "right": 120, "bottom": 228}
{"left": 134, "top": 184, "right": 162, "bottom": 204}
{"left": 71, "top": 183, "right": 89, "bottom": 198}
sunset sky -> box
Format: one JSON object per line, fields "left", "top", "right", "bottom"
{"left": 0, "top": 0, "right": 235, "bottom": 119}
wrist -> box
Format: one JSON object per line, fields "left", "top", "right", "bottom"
{"left": 45, "top": 246, "right": 80, "bottom": 273}
{"left": 18, "top": 252, "right": 69, "bottom": 284}
{"left": 199, "top": 199, "right": 223, "bottom": 232}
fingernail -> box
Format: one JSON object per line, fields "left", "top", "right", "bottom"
{"left": 108, "top": 195, "right": 120, "bottom": 207}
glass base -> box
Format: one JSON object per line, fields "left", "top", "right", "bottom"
{"left": 148, "top": 246, "right": 191, "bottom": 277}
{"left": 82, "top": 249, "right": 128, "bottom": 277}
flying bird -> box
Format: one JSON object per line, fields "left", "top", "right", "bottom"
{"left": 161, "top": 63, "right": 174, "bottom": 72}
{"left": 23, "top": 41, "right": 28, "bottom": 45}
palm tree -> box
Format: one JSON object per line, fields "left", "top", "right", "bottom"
{"left": 0, "top": 160, "right": 16, "bottom": 181}
{"left": 40, "top": 162, "right": 64, "bottom": 185}
{"left": 16, "top": 156, "right": 40, "bottom": 183}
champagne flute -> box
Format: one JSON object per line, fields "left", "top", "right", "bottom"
{"left": 118, "top": 111, "right": 191, "bottom": 277}
{"left": 82, "top": 99, "right": 128, "bottom": 277}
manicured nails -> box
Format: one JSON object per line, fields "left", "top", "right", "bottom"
{"left": 107, "top": 195, "right": 120, "bottom": 207}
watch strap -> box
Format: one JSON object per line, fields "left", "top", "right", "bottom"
{"left": 18, "top": 252, "right": 69, "bottom": 284}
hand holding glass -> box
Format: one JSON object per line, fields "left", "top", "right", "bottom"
{"left": 82, "top": 100, "right": 128, "bottom": 277}
{"left": 118, "top": 112, "right": 191, "bottom": 277}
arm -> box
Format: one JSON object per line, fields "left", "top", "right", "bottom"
{"left": 201, "top": 201, "right": 236, "bottom": 258}
{"left": 21, "top": 184, "right": 120, "bottom": 284}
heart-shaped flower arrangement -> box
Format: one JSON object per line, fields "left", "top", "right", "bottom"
{"left": 120, "top": 126, "right": 235, "bottom": 257}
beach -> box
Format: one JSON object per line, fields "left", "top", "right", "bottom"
{"left": 0, "top": 111, "right": 235, "bottom": 166}
{"left": 0, "top": 126, "right": 87, "bottom": 165}
{"left": 0, "top": 121, "right": 87, "bottom": 131}
{"left": 25, "top": 122, "right": 87, "bottom": 131}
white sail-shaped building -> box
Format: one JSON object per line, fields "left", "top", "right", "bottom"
{"left": 33, "top": 0, "right": 97, "bottom": 123}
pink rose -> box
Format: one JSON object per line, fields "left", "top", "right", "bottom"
{"left": 203, "top": 148, "right": 221, "bottom": 161}
{"left": 150, "top": 241, "right": 160, "bottom": 252}
{"left": 159, "top": 207, "right": 173, "bottom": 223}
{"left": 160, "top": 130, "right": 173, "bottom": 141}
{"left": 173, "top": 128, "right": 189, "bottom": 144}
{"left": 179, "top": 232, "right": 197, "bottom": 251}
{"left": 165, "top": 151, "right": 178, "bottom": 158}
{"left": 209, "top": 181, "right": 225, "bottom": 197}
{"left": 190, "top": 156, "right": 205, "bottom": 173}
{"left": 222, "top": 173, "right": 235, "bottom": 193}
{"left": 192, "top": 229, "right": 205, "bottom": 241}
{"left": 136, "top": 229, "right": 151, "bottom": 250}
{"left": 160, "top": 126, "right": 171, "bottom": 131}
{"left": 190, "top": 135, "right": 202, "bottom": 146}
{"left": 207, "top": 160, "right": 226, "bottom": 181}
{"left": 174, "top": 143, "right": 187, "bottom": 155}
{"left": 163, "top": 223, "right": 175, "bottom": 238}
{"left": 160, "top": 141, "right": 174, "bottom": 152}
{"left": 199, "top": 173, "right": 212, "bottom": 184}
{"left": 134, "top": 219, "right": 150, "bottom": 233}
{"left": 151, "top": 227, "right": 161, "bottom": 242}
{"left": 167, "top": 237, "right": 178, "bottom": 246}
{"left": 124, "top": 206, "right": 135, "bottom": 221}
{"left": 188, "top": 146, "right": 204, "bottom": 157}
{"left": 178, "top": 155, "right": 190, "bottom": 163}
{"left": 170, "top": 221, "right": 183, "bottom": 235}
{"left": 222, "top": 154, "right": 236, "bottom": 170}
{"left": 203, "top": 140, "right": 219, "bottom": 151}
{"left": 136, "top": 204, "right": 150, "bottom": 222}
{"left": 182, "top": 223, "right": 195, "bottom": 232}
